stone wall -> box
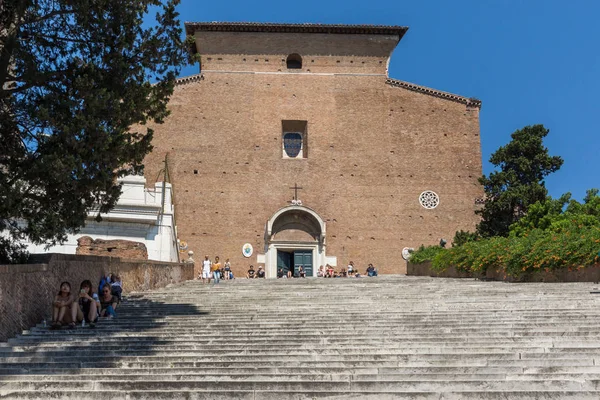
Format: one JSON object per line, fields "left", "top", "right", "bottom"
{"left": 0, "top": 254, "right": 193, "bottom": 342}
{"left": 76, "top": 236, "right": 148, "bottom": 260}
{"left": 407, "top": 261, "right": 600, "bottom": 283}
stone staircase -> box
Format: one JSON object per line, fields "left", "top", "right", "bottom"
{"left": 2, "top": 275, "right": 600, "bottom": 399}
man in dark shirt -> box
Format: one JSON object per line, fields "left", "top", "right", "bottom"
{"left": 247, "top": 265, "right": 256, "bottom": 279}
{"left": 256, "top": 266, "right": 265, "bottom": 278}
{"left": 366, "top": 263, "right": 378, "bottom": 277}
{"left": 277, "top": 268, "right": 285, "bottom": 279}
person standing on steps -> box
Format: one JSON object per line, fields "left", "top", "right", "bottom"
{"left": 224, "top": 258, "right": 232, "bottom": 280}
{"left": 201, "top": 255, "right": 212, "bottom": 284}
{"left": 212, "top": 256, "right": 222, "bottom": 284}
{"left": 347, "top": 261, "right": 354, "bottom": 277}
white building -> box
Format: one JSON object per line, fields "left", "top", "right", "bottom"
{"left": 24, "top": 175, "right": 179, "bottom": 262}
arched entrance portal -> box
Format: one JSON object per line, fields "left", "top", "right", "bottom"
{"left": 262, "top": 205, "right": 334, "bottom": 278}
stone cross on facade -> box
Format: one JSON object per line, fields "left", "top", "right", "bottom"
{"left": 289, "top": 183, "right": 303, "bottom": 206}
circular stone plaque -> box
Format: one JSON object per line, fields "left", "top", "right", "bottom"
{"left": 242, "top": 243, "right": 253, "bottom": 258}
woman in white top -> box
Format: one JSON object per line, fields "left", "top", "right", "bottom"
{"left": 201, "top": 255, "right": 212, "bottom": 284}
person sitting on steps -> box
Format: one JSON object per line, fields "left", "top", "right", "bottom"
{"left": 99, "top": 284, "right": 119, "bottom": 318}
{"left": 256, "top": 265, "right": 266, "bottom": 278}
{"left": 298, "top": 266, "right": 306, "bottom": 278}
{"left": 277, "top": 267, "right": 285, "bottom": 279}
{"left": 317, "top": 265, "right": 325, "bottom": 277}
{"left": 110, "top": 274, "right": 123, "bottom": 302}
{"left": 247, "top": 265, "right": 256, "bottom": 279}
{"left": 326, "top": 264, "right": 334, "bottom": 278}
{"left": 366, "top": 263, "right": 378, "bottom": 277}
{"left": 77, "top": 280, "right": 100, "bottom": 328}
{"left": 51, "top": 281, "right": 77, "bottom": 329}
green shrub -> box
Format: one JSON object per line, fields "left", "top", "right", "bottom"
{"left": 452, "top": 230, "right": 480, "bottom": 247}
{"left": 411, "top": 189, "right": 600, "bottom": 277}
{"left": 411, "top": 221, "right": 600, "bottom": 277}
{"left": 409, "top": 245, "right": 444, "bottom": 265}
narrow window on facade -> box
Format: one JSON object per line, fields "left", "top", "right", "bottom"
{"left": 286, "top": 54, "right": 302, "bottom": 69}
{"left": 282, "top": 120, "right": 308, "bottom": 158}
{"left": 283, "top": 133, "right": 303, "bottom": 157}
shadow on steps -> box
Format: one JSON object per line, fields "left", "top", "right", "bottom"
{"left": 0, "top": 296, "right": 209, "bottom": 376}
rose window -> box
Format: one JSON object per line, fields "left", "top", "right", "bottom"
{"left": 419, "top": 191, "right": 440, "bottom": 209}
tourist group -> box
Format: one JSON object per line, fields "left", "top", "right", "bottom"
{"left": 50, "top": 273, "right": 122, "bottom": 329}
{"left": 197, "top": 256, "right": 379, "bottom": 281}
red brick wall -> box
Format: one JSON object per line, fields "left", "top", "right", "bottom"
{"left": 143, "top": 32, "right": 482, "bottom": 277}
{"left": 195, "top": 31, "right": 398, "bottom": 74}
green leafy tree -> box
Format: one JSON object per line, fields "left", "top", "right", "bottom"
{"left": 509, "top": 193, "right": 571, "bottom": 237}
{"left": 476, "top": 125, "right": 563, "bottom": 238}
{"left": 0, "top": 0, "right": 192, "bottom": 263}
{"left": 565, "top": 189, "right": 600, "bottom": 218}
{"left": 452, "top": 230, "right": 479, "bottom": 247}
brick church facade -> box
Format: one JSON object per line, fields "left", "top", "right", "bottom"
{"left": 143, "top": 22, "right": 483, "bottom": 278}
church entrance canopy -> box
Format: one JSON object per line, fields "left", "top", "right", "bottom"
{"left": 261, "top": 205, "right": 334, "bottom": 278}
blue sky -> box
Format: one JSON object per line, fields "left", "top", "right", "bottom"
{"left": 174, "top": 0, "right": 599, "bottom": 201}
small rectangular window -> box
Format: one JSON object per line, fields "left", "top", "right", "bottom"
{"left": 282, "top": 120, "right": 308, "bottom": 159}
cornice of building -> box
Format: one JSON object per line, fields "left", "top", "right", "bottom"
{"left": 386, "top": 78, "right": 482, "bottom": 108}
{"left": 185, "top": 22, "right": 408, "bottom": 38}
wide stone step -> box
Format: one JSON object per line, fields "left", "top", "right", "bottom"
{"left": 5, "top": 372, "right": 600, "bottom": 382}
{"left": 0, "top": 359, "right": 595, "bottom": 370}
{"left": 4, "top": 390, "right": 600, "bottom": 400}
{"left": 6, "top": 365, "right": 600, "bottom": 376}
{"left": 4, "top": 349, "right": 600, "bottom": 361}
{"left": 2, "top": 379, "right": 600, "bottom": 392}
{"left": 32, "top": 319, "right": 600, "bottom": 327}
{"left": 23, "top": 324, "right": 600, "bottom": 333}
{"left": 2, "top": 344, "right": 576, "bottom": 353}
{"left": 9, "top": 335, "right": 600, "bottom": 347}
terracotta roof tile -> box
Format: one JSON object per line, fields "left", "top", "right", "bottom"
{"left": 386, "top": 78, "right": 482, "bottom": 108}
{"left": 174, "top": 74, "right": 204, "bottom": 86}
{"left": 185, "top": 22, "right": 408, "bottom": 37}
